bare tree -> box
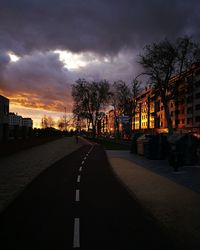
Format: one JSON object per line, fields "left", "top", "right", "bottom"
{"left": 41, "top": 115, "right": 55, "bottom": 129}
{"left": 139, "top": 37, "right": 200, "bottom": 134}
{"left": 57, "top": 116, "right": 70, "bottom": 131}
{"left": 111, "top": 81, "right": 132, "bottom": 138}
{"left": 72, "top": 79, "right": 111, "bottom": 136}
{"left": 173, "top": 37, "right": 200, "bottom": 128}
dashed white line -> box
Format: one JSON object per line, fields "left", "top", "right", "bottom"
{"left": 73, "top": 218, "right": 80, "bottom": 248}
{"left": 88, "top": 145, "right": 94, "bottom": 154}
{"left": 75, "top": 189, "right": 80, "bottom": 202}
{"left": 84, "top": 156, "right": 87, "bottom": 160}
{"left": 77, "top": 175, "right": 81, "bottom": 183}
{"left": 79, "top": 166, "right": 82, "bottom": 172}
{"left": 81, "top": 160, "right": 85, "bottom": 165}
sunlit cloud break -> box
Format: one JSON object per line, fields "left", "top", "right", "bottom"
{"left": 8, "top": 52, "right": 20, "bottom": 62}
{"left": 54, "top": 50, "right": 88, "bottom": 70}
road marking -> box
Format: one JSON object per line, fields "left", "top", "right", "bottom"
{"left": 73, "top": 218, "right": 80, "bottom": 248}
{"left": 79, "top": 166, "right": 82, "bottom": 172}
{"left": 88, "top": 145, "right": 94, "bottom": 154}
{"left": 81, "top": 160, "right": 85, "bottom": 165}
{"left": 77, "top": 175, "right": 81, "bottom": 183}
{"left": 75, "top": 189, "right": 80, "bottom": 202}
{"left": 84, "top": 156, "right": 87, "bottom": 160}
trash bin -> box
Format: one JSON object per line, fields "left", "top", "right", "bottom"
{"left": 137, "top": 134, "right": 148, "bottom": 155}
{"left": 184, "top": 134, "right": 199, "bottom": 165}
{"left": 130, "top": 132, "right": 143, "bottom": 154}
{"left": 144, "top": 134, "right": 168, "bottom": 160}
{"left": 167, "top": 133, "right": 198, "bottom": 170}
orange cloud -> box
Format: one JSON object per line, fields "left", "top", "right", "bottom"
{"left": 1, "top": 89, "right": 72, "bottom": 112}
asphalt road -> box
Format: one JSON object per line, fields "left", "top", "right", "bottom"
{"left": 0, "top": 144, "right": 175, "bottom": 249}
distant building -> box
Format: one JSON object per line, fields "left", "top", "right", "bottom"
{"left": 9, "top": 113, "right": 33, "bottom": 139}
{"left": 9, "top": 112, "right": 23, "bottom": 127}
{"left": 22, "top": 118, "right": 33, "bottom": 128}
{"left": 0, "top": 95, "right": 9, "bottom": 142}
{"left": 108, "top": 110, "right": 115, "bottom": 134}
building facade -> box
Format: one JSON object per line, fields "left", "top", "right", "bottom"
{"left": 132, "top": 64, "right": 200, "bottom": 133}
{"left": 0, "top": 95, "right": 9, "bottom": 142}
{"left": 9, "top": 112, "right": 23, "bottom": 127}
{"left": 22, "top": 118, "right": 33, "bottom": 128}
{"left": 9, "top": 112, "right": 33, "bottom": 139}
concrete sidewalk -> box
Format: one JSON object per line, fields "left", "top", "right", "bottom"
{"left": 107, "top": 150, "right": 200, "bottom": 250}
{"left": 0, "top": 137, "right": 81, "bottom": 213}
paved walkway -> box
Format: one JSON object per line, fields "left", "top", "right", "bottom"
{"left": 107, "top": 150, "right": 200, "bottom": 250}
{"left": 0, "top": 137, "right": 81, "bottom": 213}
{"left": 107, "top": 150, "right": 200, "bottom": 192}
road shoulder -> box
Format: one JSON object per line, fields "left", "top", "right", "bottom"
{"left": 0, "top": 137, "right": 81, "bottom": 213}
{"left": 107, "top": 151, "right": 200, "bottom": 250}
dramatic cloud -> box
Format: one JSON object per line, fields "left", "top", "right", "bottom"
{"left": 0, "top": 51, "right": 75, "bottom": 112}
{"left": 0, "top": 0, "right": 200, "bottom": 55}
{"left": 0, "top": 0, "right": 199, "bottom": 126}
{"left": 0, "top": 49, "right": 140, "bottom": 112}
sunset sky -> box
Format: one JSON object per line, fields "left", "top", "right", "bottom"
{"left": 0, "top": 0, "right": 200, "bottom": 127}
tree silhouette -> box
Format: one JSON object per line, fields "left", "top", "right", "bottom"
{"left": 72, "top": 79, "right": 111, "bottom": 136}
{"left": 140, "top": 37, "right": 200, "bottom": 134}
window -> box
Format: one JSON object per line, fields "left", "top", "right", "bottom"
{"left": 195, "top": 81, "right": 200, "bottom": 88}
{"left": 195, "top": 104, "right": 200, "bottom": 110}
{"left": 187, "top": 96, "right": 193, "bottom": 103}
{"left": 187, "top": 118, "right": 192, "bottom": 124}
{"left": 195, "top": 116, "right": 200, "bottom": 122}
{"left": 196, "top": 93, "right": 200, "bottom": 99}
{"left": 187, "top": 107, "right": 193, "bottom": 114}
{"left": 171, "top": 102, "right": 173, "bottom": 108}
{"left": 182, "top": 119, "right": 185, "bottom": 124}
{"left": 175, "top": 119, "right": 180, "bottom": 125}
{"left": 196, "top": 69, "right": 200, "bottom": 76}
{"left": 155, "top": 101, "right": 160, "bottom": 112}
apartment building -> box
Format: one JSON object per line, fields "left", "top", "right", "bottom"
{"left": 133, "top": 64, "right": 200, "bottom": 133}
{"left": 0, "top": 95, "right": 9, "bottom": 142}
{"left": 107, "top": 110, "right": 115, "bottom": 134}
{"left": 9, "top": 112, "right": 33, "bottom": 138}
{"left": 22, "top": 117, "right": 33, "bottom": 128}
{"left": 9, "top": 112, "right": 23, "bottom": 127}
{"left": 133, "top": 87, "right": 154, "bottom": 131}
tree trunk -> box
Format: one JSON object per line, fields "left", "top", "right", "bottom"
{"left": 162, "top": 97, "right": 173, "bottom": 135}
{"left": 114, "top": 109, "right": 120, "bottom": 139}
{"left": 133, "top": 107, "right": 135, "bottom": 131}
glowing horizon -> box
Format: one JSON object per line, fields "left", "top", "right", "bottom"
{"left": 9, "top": 103, "right": 73, "bottom": 129}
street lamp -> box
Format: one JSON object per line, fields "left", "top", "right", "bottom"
{"left": 64, "top": 107, "right": 67, "bottom": 131}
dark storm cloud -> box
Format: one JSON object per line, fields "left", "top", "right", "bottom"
{"left": 0, "top": 52, "right": 74, "bottom": 111}
{"left": 0, "top": 0, "right": 200, "bottom": 55}
{"left": 1, "top": 0, "right": 200, "bottom": 116}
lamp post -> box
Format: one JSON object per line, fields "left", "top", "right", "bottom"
{"left": 64, "top": 107, "right": 67, "bottom": 131}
